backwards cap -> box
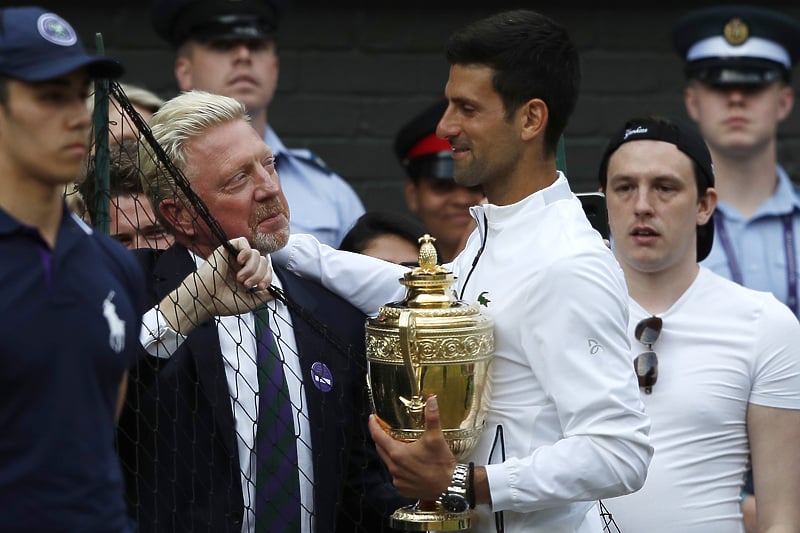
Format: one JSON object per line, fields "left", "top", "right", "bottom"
{"left": 597, "top": 116, "right": 716, "bottom": 261}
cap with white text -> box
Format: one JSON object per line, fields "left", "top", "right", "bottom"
{"left": 598, "top": 116, "right": 716, "bottom": 262}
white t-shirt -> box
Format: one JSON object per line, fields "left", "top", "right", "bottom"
{"left": 604, "top": 267, "right": 800, "bottom": 533}
{"left": 274, "top": 173, "right": 653, "bottom": 533}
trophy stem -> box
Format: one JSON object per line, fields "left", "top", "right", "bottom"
{"left": 389, "top": 499, "right": 473, "bottom": 531}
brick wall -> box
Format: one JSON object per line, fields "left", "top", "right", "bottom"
{"left": 40, "top": 1, "right": 800, "bottom": 216}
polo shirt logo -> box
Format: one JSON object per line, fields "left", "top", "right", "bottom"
{"left": 102, "top": 290, "right": 126, "bottom": 353}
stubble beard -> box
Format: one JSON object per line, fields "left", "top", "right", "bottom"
{"left": 249, "top": 201, "right": 290, "bottom": 254}
{"left": 453, "top": 160, "right": 484, "bottom": 189}
{"left": 251, "top": 223, "right": 289, "bottom": 255}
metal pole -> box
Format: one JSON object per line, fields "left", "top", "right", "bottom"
{"left": 92, "top": 32, "right": 111, "bottom": 234}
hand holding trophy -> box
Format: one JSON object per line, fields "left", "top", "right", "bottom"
{"left": 366, "top": 235, "right": 494, "bottom": 531}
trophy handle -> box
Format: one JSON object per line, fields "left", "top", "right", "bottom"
{"left": 398, "top": 310, "right": 426, "bottom": 414}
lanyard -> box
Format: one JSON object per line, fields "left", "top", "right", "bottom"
{"left": 714, "top": 212, "right": 798, "bottom": 315}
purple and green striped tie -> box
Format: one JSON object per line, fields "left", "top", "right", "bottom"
{"left": 253, "top": 306, "right": 301, "bottom": 532}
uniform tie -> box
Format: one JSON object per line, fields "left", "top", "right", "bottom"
{"left": 253, "top": 306, "right": 301, "bottom": 532}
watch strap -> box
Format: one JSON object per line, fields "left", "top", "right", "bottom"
{"left": 467, "top": 462, "right": 475, "bottom": 509}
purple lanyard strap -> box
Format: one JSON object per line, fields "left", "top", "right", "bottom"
{"left": 714, "top": 212, "right": 798, "bottom": 315}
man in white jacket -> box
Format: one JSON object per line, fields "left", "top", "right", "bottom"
{"left": 273, "top": 9, "right": 652, "bottom": 533}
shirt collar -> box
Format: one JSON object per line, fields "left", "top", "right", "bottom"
{"left": 714, "top": 165, "right": 800, "bottom": 220}
{"left": 471, "top": 171, "right": 573, "bottom": 221}
{"left": 263, "top": 125, "right": 287, "bottom": 156}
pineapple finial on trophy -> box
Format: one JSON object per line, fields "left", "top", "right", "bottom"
{"left": 417, "top": 234, "right": 438, "bottom": 271}
{"left": 415, "top": 234, "right": 448, "bottom": 276}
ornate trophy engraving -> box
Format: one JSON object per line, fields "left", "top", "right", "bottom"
{"left": 366, "top": 235, "right": 494, "bottom": 531}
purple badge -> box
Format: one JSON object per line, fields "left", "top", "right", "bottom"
{"left": 310, "top": 362, "right": 333, "bottom": 392}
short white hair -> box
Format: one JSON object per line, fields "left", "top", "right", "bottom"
{"left": 138, "top": 90, "right": 249, "bottom": 230}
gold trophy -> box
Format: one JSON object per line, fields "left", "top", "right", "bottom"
{"left": 366, "top": 235, "right": 494, "bottom": 531}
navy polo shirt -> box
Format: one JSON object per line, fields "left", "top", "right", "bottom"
{"left": 0, "top": 205, "right": 145, "bottom": 532}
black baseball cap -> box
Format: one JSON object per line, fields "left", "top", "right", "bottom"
{"left": 0, "top": 6, "right": 123, "bottom": 81}
{"left": 152, "top": 0, "right": 284, "bottom": 48}
{"left": 394, "top": 99, "right": 454, "bottom": 180}
{"left": 598, "top": 116, "right": 716, "bottom": 262}
{"left": 672, "top": 5, "right": 800, "bottom": 85}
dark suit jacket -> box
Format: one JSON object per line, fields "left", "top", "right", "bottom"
{"left": 118, "top": 245, "right": 406, "bottom": 533}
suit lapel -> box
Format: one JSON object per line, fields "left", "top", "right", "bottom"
{"left": 274, "top": 267, "right": 344, "bottom": 528}
{"left": 153, "top": 245, "right": 238, "bottom": 456}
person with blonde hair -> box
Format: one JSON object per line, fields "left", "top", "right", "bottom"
{"left": 119, "top": 89, "right": 406, "bottom": 533}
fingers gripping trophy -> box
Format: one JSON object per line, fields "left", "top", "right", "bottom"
{"left": 366, "top": 235, "right": 495, "bottom": 531}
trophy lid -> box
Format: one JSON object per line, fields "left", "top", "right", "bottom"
{"left": 398, "top": 234, "right": 458, "bottom": 309}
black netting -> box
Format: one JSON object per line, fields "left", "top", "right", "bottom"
{"left": 71, "top": 82, "right": 406, "bottom": 533}
{"left": 599, "top": 501, "right": 622, "bottom": 533}
{"left": 69, "top": 82, "right": 626, "bottom": 533}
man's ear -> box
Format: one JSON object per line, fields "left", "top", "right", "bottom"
{"left": 159, "top": 197, "right": 196, "bottom": 237}
{"left": 519, "top": 98, "right": 548, "bottom": 142}
{"left": 697, "top": 187, "right": 718, "bottom": 226}
{"left": 684, "top": 85, "right": 700, "bottom": 123}
{"left": 777, "top": 85, "right": 794, "bottom": 122}
{"left": 175, "top": 56, "right": 193, "bottom": 92}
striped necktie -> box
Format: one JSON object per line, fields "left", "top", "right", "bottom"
{"left": 253, "top": 305, "right": 301, "bottom": 532}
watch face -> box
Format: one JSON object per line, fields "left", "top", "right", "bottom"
{"left": 441, "top": 493, "right": 469, "bottom": 513}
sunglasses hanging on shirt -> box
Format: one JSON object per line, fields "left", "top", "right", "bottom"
{"left": 634, "top": 316, "right": 662, "bottom": 394}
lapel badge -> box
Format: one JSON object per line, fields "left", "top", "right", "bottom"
{"left": 310, "top": 362, "right": 333, "bottom": 392}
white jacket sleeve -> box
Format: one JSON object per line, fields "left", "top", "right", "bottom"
{"left": 271, "top": 233, "right": 409, "bottom": 316}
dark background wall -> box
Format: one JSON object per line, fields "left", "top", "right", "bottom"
{"left": 28, "top": 1, "right": 800, "bottom": 217}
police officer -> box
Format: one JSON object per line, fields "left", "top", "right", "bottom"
{"left": 672, "top": 6, "right": 800, "bottom": 532}
{"left": 151, "top": 0, "right": 365, "bottom": 247}
{"left": 673, "top": 5, "right": 800, "bottom": 316}
{"left": 393, "top": 99, "right": 485, "bottom": 263}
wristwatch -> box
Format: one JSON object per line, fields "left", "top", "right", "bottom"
{"left": 439, "top": 463, "right": 470, "bottom": 513}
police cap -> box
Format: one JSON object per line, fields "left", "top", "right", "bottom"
{"left": 394, "top": 99, "right": 454, "bottom": 180}
{"left": 672, "top": 5, "right": 800, "bottom": 85}
{"left": 152, "top": 0, "right": 283, "bottom": 48}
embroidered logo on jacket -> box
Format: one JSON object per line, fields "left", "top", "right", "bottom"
{"left": 103, "top": 290, "right": 126, "bottom": 353}
{"left": 588, "top": 339, "right": 603, "bottom": 355}
{"left": 477, "top": 291, "right": 491, "bottom": 307}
